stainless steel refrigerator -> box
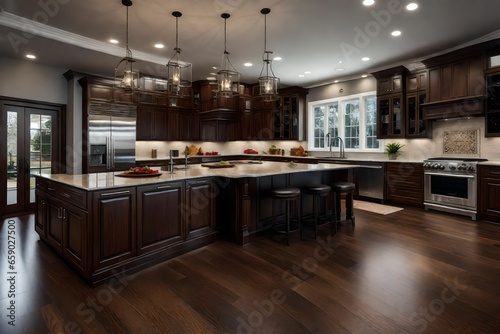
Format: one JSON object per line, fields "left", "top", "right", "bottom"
{"left": 88, "top": 102, "right": 136, "bottom": 173}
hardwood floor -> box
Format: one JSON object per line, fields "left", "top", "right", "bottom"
{"left": 1, "top": 206, "right": 500, "bottom": 333}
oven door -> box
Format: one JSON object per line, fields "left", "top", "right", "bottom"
{"left": 424, "top": 172, "right": 477, "bottom": 209}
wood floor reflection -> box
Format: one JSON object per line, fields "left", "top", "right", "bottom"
{"left": 1, "top": 207, "right": 499, "bottom": 333}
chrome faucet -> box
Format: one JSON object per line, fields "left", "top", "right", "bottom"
{"left": 169, "top": 150, "right": 175, "bottom": 174}
{"left": 184, "top": 149, "right": 189, "bottom": 169}
{"left": 325, "top": 134, "right": 345, "bottom": 158}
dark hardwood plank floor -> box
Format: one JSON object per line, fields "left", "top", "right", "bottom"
{"left": 1, "top": 206, "right": 500, "bottom": 334}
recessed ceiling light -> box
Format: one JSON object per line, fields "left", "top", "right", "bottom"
{"left": 273, "top": 56, "right": 282, "bottom": 61}
{"left": 391, "top": 30, "right": 402, "bottom": 37}
{"left": 206, "top": 76, "right": 216, "bottom": 80}
{"left": 406, "top": 2, "right": 418, "bottom": 11}
{"left": 304, "top": 71, "right": 311, "bottom": 74}
{"left": 244, "top": 62, "right": 253, "bottom": 67}
{"left": 109, "top": 39, "right": 119, "bottom": 44}
{"left": 298, "top": 74, "right": 305, "bottom": 77}
{"left": 26, "top": 54, "right": 36, "bottom": 59}
{"left": 338, "top": 60, "right": 343, "bottom": 64}
{"left": 154, "top": 43, "right": 164, "bottom": 49}
{"left": 335, "top": 68, "right": 345, "bottom": 71}
{"left": 210, "top": 72, "right": 217, "bottom": 76}
{"left": 361, "top": 57, "right": 370, "bottom": 61}
{"left": 363, "top": 0, "right": 375, "bottom": 6}
{"left": 334, "top": 80, "right": 339, "bottom": 83}
{"left": 212, "top": 66, "right": 218, "bottom": 70}
{"left": 361, "top": 74, "right": 368, "bottom": 78}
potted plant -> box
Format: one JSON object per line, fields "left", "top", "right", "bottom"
{"left": 385, "top": 142, "right": 404, "bottom": 160}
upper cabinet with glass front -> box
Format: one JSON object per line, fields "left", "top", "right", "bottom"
{"left": 405, "top": 70, "right": 431, "bottom": 138}
{"left": 371, "top": 66, "right": 408, "bottom": 139}
{"left": 485, "top": 53, "right": 500, "bottom": 137}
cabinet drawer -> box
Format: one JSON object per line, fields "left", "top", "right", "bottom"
{"left": 44, "top": 180, "right": 88, "bottom": 210}
{"left": 479, "top": 165, "right": 500, "bottom": 178}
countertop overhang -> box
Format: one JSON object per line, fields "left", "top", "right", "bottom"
{"left": 37, "top": 161, "right": 359, "bottom": 191}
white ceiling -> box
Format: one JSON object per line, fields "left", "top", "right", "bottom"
{"left": 1, "top": 0, "right": 500, "bottom": 88}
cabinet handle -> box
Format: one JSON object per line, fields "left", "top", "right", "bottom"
{"left": 57, "top": 207, "right": 62, "bottom": 219}
{"left": 48, "top": 187, "right": 56, "bottom": 191}
{"left": 62, "top": 209, "right": 66, "bottom": 219}
{"left": 156, "top": 185, "right": 172, "bottom": 190}
{"left": 490, "top": 171, "right": 500, "bottom": 174}
{"left": 100, "top": 190, "right": 131, "bottom": 197}
{"left": 61, "top": 192, "right": 71, "bottom": 198}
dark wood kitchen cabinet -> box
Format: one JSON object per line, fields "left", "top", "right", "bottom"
{"left": 200, "top": 109, "right": 239, "bottom": 141}
{"left": 485, "top": 70, "right": 500, "bottom": 137}
{"left": 377, "top": 94, "right": 404, "bottom": 138}
{"left": 185, "top": 178, "right": 216, "bottom": 239}
{"left": 422, "top": 50, "right": 486, "bottom": 120}
{"left": 385, "top": 162, "right": 424, "bottom": 207}
{"left": 136, "top": 105, "right": 168, "bottom": 140}
{"left": 137, "top": 181, "right": 185, "bottom": 254}
{"left": 35, "top": 179, "right": 90, "bottom": 275}
{"left": 273, "top": 87, "right": 308, "bottom": 140}
{"left": 406, "top": 70, "right": 430, "bottom": 138}
{"left": 372, "top": 66, "right": 408, "bottom": 139}
{"left": 92, "top": 187, "right": 136, "bottom": 270}
{"left": 168, "top": 108, "right": 196, "bottom": 141}
{"left": 478, "top": 165, "right": 500, "bottom": 223}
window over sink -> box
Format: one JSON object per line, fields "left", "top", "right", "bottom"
{"left": 308, "top": 91, "right": 382, "bottom": 152}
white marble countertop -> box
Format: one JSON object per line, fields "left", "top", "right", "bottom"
{"left": 38, "top": 161, "right": 359, "bottom": 191}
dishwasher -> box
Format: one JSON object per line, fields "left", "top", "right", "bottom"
{"left": 354, "top": 162, "right": 385, "bottom": 201}
{"left": 318, "top": 159, "right": 385, "bottom": 201}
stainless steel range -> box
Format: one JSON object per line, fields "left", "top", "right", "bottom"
{"left": 423, "top": 157, "right": 488, "bottom": 220}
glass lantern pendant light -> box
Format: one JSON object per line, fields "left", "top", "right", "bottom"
{"left": 258, "top": 8, "right": 279, "bottom": 101}
{"left": 115, "top": 0, "right": 140, "bottom": 93}
{"left": 167, "top": 11, "right": 192, "bottom": 95}
{"left": 217, "top": 13, "right": 240, "bottom": 98}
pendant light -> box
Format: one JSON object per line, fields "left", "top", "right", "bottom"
{"left": 167, "top": 11, "right": 192, "bottom": 95}
{"left": 115, "top": 0, "right": 140, "bottom": 92}
{"left": 217, "top": 13, "right": 240, "bottom": 98}
{"left": 258, "top": 8, "right": 279, "bottom": 101}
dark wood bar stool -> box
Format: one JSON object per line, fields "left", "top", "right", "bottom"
{"left": 271, "top": 187, "right": 302, "bottom": 245}
{"left": 332, "top": 182, "right": 356, "bottom": 233}
{"left": 302, "top": 184, "right": 333, "bottom": 238}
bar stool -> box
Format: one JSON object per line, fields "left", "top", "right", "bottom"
{"left": 332, "top": 182, "right": 356, "bottom": 233}
{"left": 302, "top": 184, "right": 333, "bottom": 238}
{"left": 271, "top": 187, "right": 301, "bottom": 245}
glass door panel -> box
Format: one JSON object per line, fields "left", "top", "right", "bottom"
{"left": 1, "top": 102, "right": 59, "bottom": 215}
{"left": 7, "top": 111, "right": 19, "bottom": 206}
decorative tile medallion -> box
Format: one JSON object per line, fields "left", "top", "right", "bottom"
{"left": 443, "top": 129, "right": 479, "bottom": 155}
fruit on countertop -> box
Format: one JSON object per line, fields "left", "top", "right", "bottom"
{"left": 205, "top": 151, "right": 219, "bottom": 155}
{"left": 217, "top": 160, "right": 230, "bottom": 166}
{"left": 244, "top": 148, "right": 259, "bottom": 154}
{"left": 291, "top": 145, "right": 309, "bottom": 156}
{"left": 128, "top": 166, "right": 158, "bottom": 174}
{"left": 197, "top": 147, "right": 204, "bottom": 155}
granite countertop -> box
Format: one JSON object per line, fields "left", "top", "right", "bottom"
{"left": 38, "top": 161, "right": 359, "bottom": 191}
{"left": 478, "top": 161, "right": 500, "bottom": 166}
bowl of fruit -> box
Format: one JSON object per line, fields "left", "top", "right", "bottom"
{"left": 116, "top": 166, "right": 161, "bottom": 177}
{"left": 244, "top": 148, "right": 259, "bottom": 155}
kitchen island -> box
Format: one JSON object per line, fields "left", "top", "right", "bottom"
{"left": 34, "top": 161, "right": 357, "bottom": 285}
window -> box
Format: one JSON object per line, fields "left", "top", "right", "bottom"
{"left": 308, "top": 92, "right": 381, "bottom": 151}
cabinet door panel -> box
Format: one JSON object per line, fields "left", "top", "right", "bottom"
{"left": 136, "top": 106, "right": 154, "bottom": 140}
{"left": 138, "top": 182, "right": 184, "bottom": 253}
{"left": 428, "top": 68, "right": 441, "bottom": 102}
{"left": 64, "top": 207, "right": 88, "bottom": 272}
{"left": 452, "top": 62, "right": 468, "bottom": 98}
{"left": 47, "top": 202, "right": 63, "bottom": 252}
{"left": 93, "top": 188, "right": 136, "bottom": 269}
{"left": 186, "top": 180, "right": 215, "bottom": 239}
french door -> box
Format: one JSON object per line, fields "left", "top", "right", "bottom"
{"left": 1, "top": 100, "right": 64, "bottom": 216}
